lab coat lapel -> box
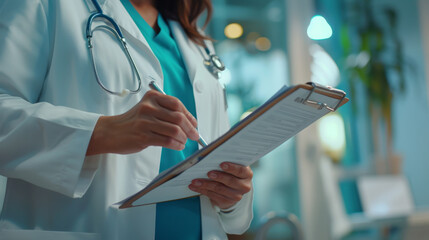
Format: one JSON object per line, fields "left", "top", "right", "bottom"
{"left": 168, "top": 20, "right": 217, "bottom": 145}
{"left": 168, "top": 21, "right": 201, "bottom": 85}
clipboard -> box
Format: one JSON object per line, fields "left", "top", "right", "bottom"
{"left": 118, "top": 82, "right": 349, "bottom": 209}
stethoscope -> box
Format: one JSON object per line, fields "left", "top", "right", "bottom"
{"left": 86, "top": 0, "right": 225, "bottom": 96}
{"left": 199, "top": 46, "right": 226, "bottom": 79}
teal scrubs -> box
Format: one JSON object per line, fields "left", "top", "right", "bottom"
{"left": 121, "top": 1, "right": 202, "bottom": 239}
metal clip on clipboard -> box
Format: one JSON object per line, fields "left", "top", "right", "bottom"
{"left": 302, "top": 82, "right": 346, "bottom": 112}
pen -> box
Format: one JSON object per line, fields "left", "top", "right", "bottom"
{"left": 149, "top": 81, "right": 208, "bottom": 147}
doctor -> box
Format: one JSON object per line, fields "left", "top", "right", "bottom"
{"left": 0, "top": 0, "right": 253, "bottom": 239}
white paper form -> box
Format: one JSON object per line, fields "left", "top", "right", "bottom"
{"left": 131, "top": 87, "right": 342, "bottom": 206}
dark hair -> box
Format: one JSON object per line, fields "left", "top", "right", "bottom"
{"left": 155, "top": 0, "right": 213, "bottom": 46}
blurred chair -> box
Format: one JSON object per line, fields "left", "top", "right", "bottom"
{"left": 357, "top": 175, "right": 414, "bottom": 219}
{"left": 320, "top": 155, "right": 413, "bottom": 239}
{"left": 319, "top": 156, "right": 352, "bottom": 239}
{"left": 254, "top": 212, "right": 303, "bottom": 240}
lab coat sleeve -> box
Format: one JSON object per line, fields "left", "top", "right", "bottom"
{"left": 218, "top": 188, "right": 254, "bottom": 235}
{"left": 213, "top": 80, "right": 254, "bottom": 234}
{"left": 0, "top": 0, "right": 100, "bottom": 198}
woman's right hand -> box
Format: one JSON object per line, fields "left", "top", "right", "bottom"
{"left": 86, "top": 90, "right": 200, "bottom": 156}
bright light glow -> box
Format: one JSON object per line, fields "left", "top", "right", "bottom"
{"left": 307, "top": 15, "right": 333, "bottom": 40}
{"left": 224, "top": 23, "right": 243, "bottom": 39}
{"left": 318, "top": 112, "right": 346, "bottom": 162}
{"left": 240, "top": 107, "right": 257, "bottom": 120}
{"left": 218, "top": 68, "right": 231, "bottom": 86}
{"left": 255, "top": 37, "right": 271, "bottom": 51}
{"left": 310, "top": 44, "right": 340, "bottom": 87}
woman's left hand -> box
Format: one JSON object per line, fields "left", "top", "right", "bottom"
{"left": 189, "top": 162, "right": 253, "bottom": 210}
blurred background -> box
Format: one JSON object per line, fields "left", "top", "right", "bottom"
{"left": 204, "top": 0, "right": 429, "bottom": 239}
{"left": 1, "top": 0, "right": 428, "bottom": 239}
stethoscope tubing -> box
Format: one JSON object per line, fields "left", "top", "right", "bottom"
{"left": 86, "top": 0, "right": 224, "bottom": 96}
{"left": 87, "top": 0, "right": 142, "bottom": 96}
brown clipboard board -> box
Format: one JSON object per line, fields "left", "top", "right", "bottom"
{"left": 118, "top": 82, "right": 349, "bottom": 209}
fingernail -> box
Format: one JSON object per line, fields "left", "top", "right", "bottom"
{"left": 193, "top": 130, "right": 200, "bottom": 140}
{"left": 178, "top": 143, "right": 186, "bottom": 151}
{"left": 188, "top": 113, "right": 198, "bottom": 127}
{"left": 209, "top": 172, "right": 217, "bottom": 179}
{"left": 194, "top": 180, "right": 202, "bottom": 186}
{"left": 221, "top": 163, "right": 229, "bottom": 170}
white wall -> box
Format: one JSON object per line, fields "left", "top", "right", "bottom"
{"left": 377, "top": 0, "right": 429, "bottom": 208}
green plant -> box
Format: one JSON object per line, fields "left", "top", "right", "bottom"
{"left": 341, "top": 0, "right": 407, "bottom": 170}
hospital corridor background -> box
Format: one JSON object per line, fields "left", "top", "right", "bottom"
{"left": 2, "top": 0, "right": 429, "bottom": 239}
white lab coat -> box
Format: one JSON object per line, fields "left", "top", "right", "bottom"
{"left": 0, "top": 0, "right": 253, "bottom": 239}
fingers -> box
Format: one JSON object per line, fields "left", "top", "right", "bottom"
{"left": 219, "top": 162, "right": 253, "bottom": 180}
{"left": 94, "top": 89, "right": 201, "bottom": 155}
{"left": 188, "top": 163, "right": 253, "bottom": 210}
{"left": 154, "top": 110, "right": 199, "bottom": 141}
{"left": 189, "top": 180, "right": 241, "bottom": 209}
{"left": 206, "top": 170, "right": 252, "bottom": 194}
{"left": 143, "top": 120, "right": 187, "bottom": 147}
{"left": 151, "top": 90, "right": 198, "bottom": 128}
{"left": 193, "top": 187, "right": 238, "bottom": 209}
{"left": 142, "top": 130, "right": 185, "bottom": 151}
{"left": 140, "top": 91, "right": 200, "bottom": 142}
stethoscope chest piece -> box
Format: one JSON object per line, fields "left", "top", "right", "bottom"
{"left": 200, "top": 43, "right": 226, "bottom": 79}
{"left": 203, "top": 54, "right": 226, "bottom": 79}
{"left": 210, "top": 54, "right": 225, "bottom": 72}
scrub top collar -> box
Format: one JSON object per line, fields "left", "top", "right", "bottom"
{"left": 120, "top": 0, "right": 171, "bottom": 40}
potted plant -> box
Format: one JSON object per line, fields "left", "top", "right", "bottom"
{"left": 341, "top": 0, "right": 407, "bottom": 174}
